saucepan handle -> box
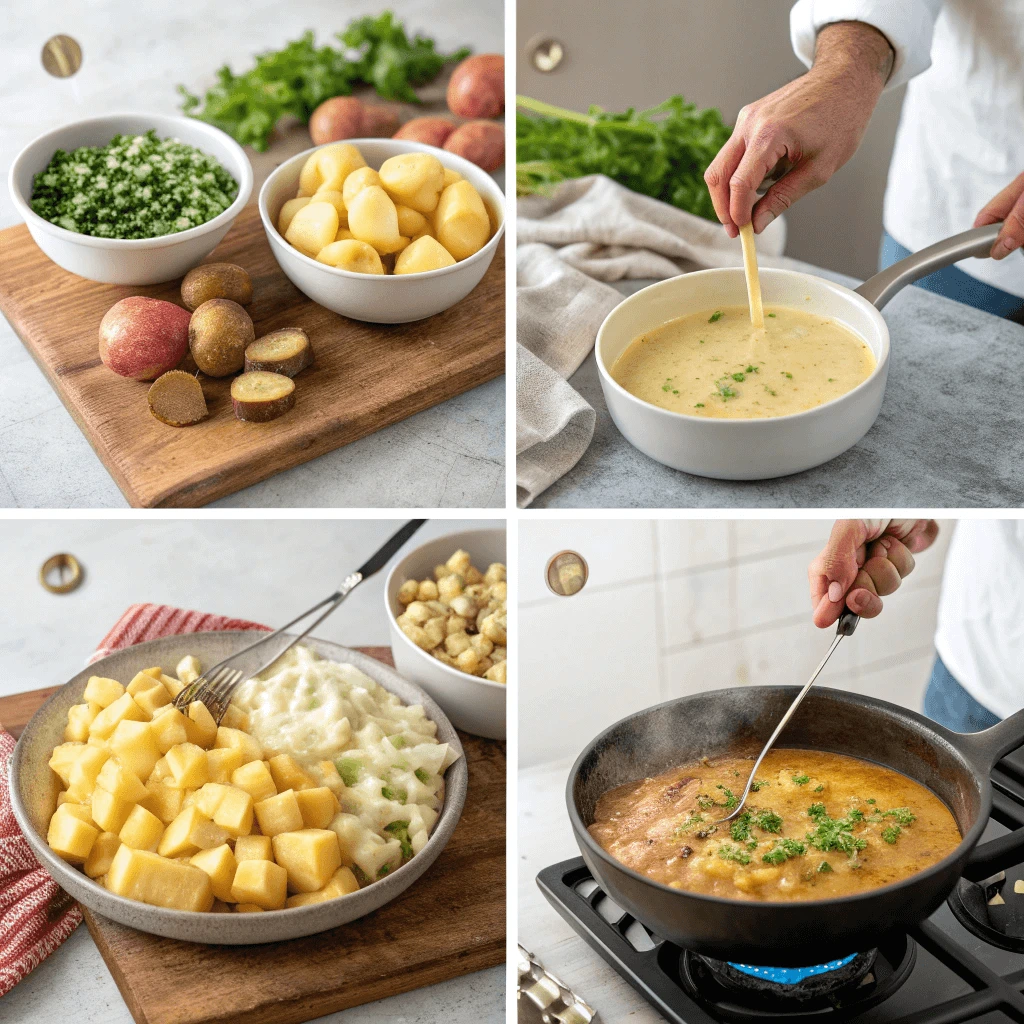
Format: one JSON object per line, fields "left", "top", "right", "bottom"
{"left": 957, "top": 705, "right": 1024, "bottom": 773}
{"left": 855, "top": 223, "right": 1002, "bottom": 311}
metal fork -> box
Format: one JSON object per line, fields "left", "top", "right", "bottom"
{"left": 171, "top": 519, "right": 426, "bottom": 723}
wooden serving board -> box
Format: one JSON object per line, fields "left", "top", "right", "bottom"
{"left": 0, "top": 647, "right": 506, "bottom": 1024}
{"left": 0, "top": 208, "right": 505, "bottom": 507}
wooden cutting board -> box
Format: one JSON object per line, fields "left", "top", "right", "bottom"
{"left": 0, "top": 209, "right": 505, "bottom": 507}
{"left": 0, "top": 647, "right": 506, "bottom": 1024}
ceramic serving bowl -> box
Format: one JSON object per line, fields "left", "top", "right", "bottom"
{"left": 259, "top": 139, "right": 505, "bottom": 324}
{"left": 8, "top": 112, "right": 252, "bottom": 285}
{"left": 594, "top": 223, "right": 1002, "bottom": 480}
{"left": 386, "top": 528, "right": 506, "bottom": 740}
{"left": 10, "top": 631, "right": 467, "bottom": 944}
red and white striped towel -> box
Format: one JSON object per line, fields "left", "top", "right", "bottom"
{"left": 0, "top": 602, "right": 269, "bottom": 997}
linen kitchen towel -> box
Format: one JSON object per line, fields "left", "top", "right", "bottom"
{"left": 0, "top": 602, "right": 269, "bottom": 997}
{"left": 516, "top": 174, "right": 789, "bottom": 507}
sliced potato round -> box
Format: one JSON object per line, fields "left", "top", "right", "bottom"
{"left": 278, "top": 196, "right": 312, "bottom": 235}
{"left": 244, "top": 329, "right": 313, "bottom": 378}
{"left": 285, "top": 201, "right": 340, "bottom": 257}
{"left": 148, "top": 370, "right": 208, "bottom": 427}
{"left": 347, "top": 186, "right": 406, "bottom": 255}
{"left": 394, "top": 235, "right": 457, "bottom": 275}
{"left": 434, "top": 180, "right": 491, "bottom": 261}
{"left": 231, "top": 371, "right": 296, "bottom": 423}
{"left": 379, "top": 153, "right": 445, "bottom": 214}
{"left": 315, "top": 239, "right": 385, "bottom": 275}
{"left": 342, "top": 167, "right": 382, "bottom": 207}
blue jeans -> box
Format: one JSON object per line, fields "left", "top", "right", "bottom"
{"left": 922, "top": 654, "right": 1000, "bottom": 733}
{"left": 880, "top": 231, "right": 1024, "bottom": 321}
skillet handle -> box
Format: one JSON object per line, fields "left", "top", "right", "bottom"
{"left": 855, "top": 223, "right": 1002, "bottom": 311}
{"left": 957, "top": 705, "right": 1024, "bottom": 772}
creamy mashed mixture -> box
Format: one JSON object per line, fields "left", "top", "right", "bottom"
{"left": 610, "top": 305, "right": 875, "bottom": 419}
{"left": 234, "top": 645, "right": 459, "bottom": 880}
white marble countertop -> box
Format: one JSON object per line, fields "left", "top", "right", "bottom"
{"left": 0, "top": 0, "right": 505, "bottom": 508}
{"left": 0, "top": 516, "right": 504, "bottom": 1022}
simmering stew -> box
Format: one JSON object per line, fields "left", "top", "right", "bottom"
{"left": 588, "top": 749, "right": 961, "bottom": 902}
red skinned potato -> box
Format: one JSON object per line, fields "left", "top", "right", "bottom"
{"left": 98, "top": 297, "right": 190, "bottom": 380}
{"left": 309, "top": 97, "right": 400, "bottom": 144}
{"left": 393, "top": 117, "right": 457, "bottom": 148}
{"left": 444, "top": 120, "right": 505, "bottom": 172}
{"left": 446, "top": 54, "right": 504, "bottom": 119}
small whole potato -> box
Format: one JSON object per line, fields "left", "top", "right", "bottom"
{"left": 395, "top": 204, "right": 429, "bottom": 238}
{"left": 446, "top": 54, "right": 504, "bottom": 120}
{"left": 180, "top": 262, "right": 253, "bottom": 312}
{"left": 188, "top": 298, "right": 255, "bottom": 377}
{"left": 278, "top": 196, "right": 311, "bottom": 235}
{"left": 315, "top": 239, "right": 385, "bottom": 275}
{"left": 434, "top": 180, "right": 491, "bottom": 261}
{"left": 379, "top": 152, "right": 445, "bottom": 214}
{"left": 347, "top": 186, "right": 406, "bottom": 254}
{"left": 342, "top": 166, "right": 382, "bottom": 207}
{"left": 285, "top": 201, "right": 340, "bottom": 256}
{"left": 444, "top": 120, "right": 504, "bottom": 172}
{"left": 98, "top": 297, "right": 190, "bottom": 380}
{"left": 309, "top": 98, "right": 401, "bottom": 145}
{"left": 299, "top": 143, "right": 366, "bottom": 196}
{"left": 394, "top": 235, "right": 456, "bottom": 275}
{"left": 311, "top": 188, "right": 347, "bottom": 222}
{"left": 392, "top": 117, "right": 457, "bottom": 148}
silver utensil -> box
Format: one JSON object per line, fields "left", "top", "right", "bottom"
{"left": 172, "top": 519, "right": 425, "bottom": 722}
{"left": 711, "top": 608, "right": 860, "bottom": 825}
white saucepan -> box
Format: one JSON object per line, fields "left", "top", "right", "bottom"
{"left": 595, "top": 223, "right": 1002, "bottom": 480}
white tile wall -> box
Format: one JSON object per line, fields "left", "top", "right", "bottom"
{"left": 519, "top": 518, "right": 954, "bottom": 768}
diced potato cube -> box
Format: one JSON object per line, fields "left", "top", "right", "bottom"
{"left": 67, "top": 745, "right": 109, "bottom": 800}
{"left": 234, "top": 834, "right": 274, "bottom": 862}
{"left": 268, "top": 754, "right": 314, "bottom": 793}
{"left": 190, "top": 843, "right": 237, "bottom": 902}
{"left": 379, "top": 152, "right": 445, "bottom": 214}
{"left": 65, "top": 702, "right": 102, "bottom": 742}
{"left": 150, "top": 707, "right": 189, "bottom": 754}
{"left": 110, "top": 720, "right": 160, "bottom": 781}
{"left": 284, "top": 889, "right": 332, "bottom": 908}
{"left": 133, "top": 684, "right": 171, "bottom": 718}
{"left": 59, "top": 802, "right": 95, "bottom": 824}
{"left": 272, "top": 829, "right": 342, "bottom": 893}
{"left": 118, "top": 804, "right": 165, "bottom": 852}
{"left": 48, "top": 804, "right": 99, "bottom": 863}
{"left": 90, "top": 693, "right": 146, "bottom": 739}
{"left": 295, "top": 787, "right": 340, "bottom": 830}
{"left": 84, "top": 832, "right": 121, "bottom": 878}
{"left": 185, "top": 702, "right": 218, "bottom": 749}
{"left": 194, "top": 782, "right": 230, "bottom": 819}
{"left": 149, "top": 756, "right": 171, "bottom": 783}
{"left": 206, "top": 746, "right": 244, "bottom": 784}
{"left": 158, "top": 805, "right": 229, "bottom": 858}
{"left": 141, "top": 667, "right": 163, "bottom": 681}
{"left": 394, "top": 235, "right": 456, "bottom": 275}
{"left": 231, "top": 759, "right": 277, "bottom": 802}
{"left": 230, "top": 859, "right": 287, "bottom": 910}
{"left": 314, "top": 239, "right": 384, "bottom": 274}
{"left": 138, "top": 780, "right": 184, "bottom": 824}
{"left": 91, "top": 785, "right": 134, "bottom": 833}
{"left": 213, "top": 787, "right": 253, "bottom": 838}
{"left": 127, "top": 671, "right": 161, "bottom": 697}
{"left": 105, "top": 845, "right": 213, "bottom": 912}
{"left": 83, "top": 676, "right": 125, "bottom": 709}
{"left": 166, "top": 743, "right": 208, "bottom": 789}
{"left": 254, "top": 790, "right": 303, "bottom": 837}
{"left": 214, "top": 727, "right": 262, "bottom": 765}
{"left": 94, "top": 757, "right": 147, "bottom": 802}
{"left": 210, "top": 899, "right": 231, "bottom": 913}
{"left": 220, "top": 705, "right": 249, "bottom": 732}
{"left": 49, "top": 742, "right": 85, "bottom": 785}
{"left": 234, "top": 903, "right": 265, "bottom": 913}
{"left": 322, "top": 865, "right": 360, "bottom": 898}
{"left": 176, "top": 655, "right": 201, "bottom": 686}
{"left": 434, "top": 180, "right": 490, "bottom": 261}
{"left": 286, "top": 201, "right": 339, "bottom": 256}
{"left": 161, "top": 674, "right": 186, "bottom": 699}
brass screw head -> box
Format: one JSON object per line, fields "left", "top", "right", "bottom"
{"left": 41, "top": 35, "right": 82, "bottom": 78}
{"left": 40, "top": 553, "right": 83, "bottom": 594}
{"left": 545, "top": 551, "right": 588, "bottom": 597}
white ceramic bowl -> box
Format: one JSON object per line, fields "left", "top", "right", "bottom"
{"left": 595, "top": 268, "right": 890, "bottom": 480}
{"left": 259, "top": 139, "right": 505, "bottom": 323}
{"left": 8, "top": 112, "right": 253, "bottom": 286}
{"left": 10, "top": 631, "right": 466, "bottom": 944}
{"left": 386, "top": 528, "right": 506, "bottom": 740}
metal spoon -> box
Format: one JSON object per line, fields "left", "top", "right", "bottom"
{"left": 711, "top": 608, "right": 860, "bottom": 825}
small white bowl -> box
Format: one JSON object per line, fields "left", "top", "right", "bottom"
{"left": 8, "top": 112, "right": 253, "bottom": 285}
{"left": 259, "top": 139, "right": 505, "bottom": 323}
{"left": 386, "top": 528, "right": 506, "bottom": 740}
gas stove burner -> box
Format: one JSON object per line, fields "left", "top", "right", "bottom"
{"left": 680, "top": 934, "right": 915, "bottom": 1021}
{"left": 947, "top": 869, "right": 1024, "bottom": 952}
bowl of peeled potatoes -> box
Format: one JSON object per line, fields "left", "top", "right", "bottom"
{"left": 258, "top": 138, "right": 505, "bottom": 324}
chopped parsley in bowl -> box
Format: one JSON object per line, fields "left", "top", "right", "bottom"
{"left": 30, "top": 130, "right": 238, "bottom": 239}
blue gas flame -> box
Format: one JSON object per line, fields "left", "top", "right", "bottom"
{"left": 726, "top": 954, "right": 858, "bottom": 985}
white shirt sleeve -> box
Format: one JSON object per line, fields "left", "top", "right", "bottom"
{"left": 790, "top": 0, "right": 944, "bottom": 91}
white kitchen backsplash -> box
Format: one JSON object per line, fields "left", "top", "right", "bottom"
{"left": 520, "top": 519, "right": 953, "bottom": 768}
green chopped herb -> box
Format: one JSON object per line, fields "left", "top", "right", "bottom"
{"left": 307, "top": 698, "right": 320, "bottom": 710}
{"left": 866, "top": 798, "right": 876, "bottom": 805}
{"left": 709, "top": 310, "right": 724, "bottom": 323}
{"left": 750, "top": 780, "right": 768, "bottom": 792}
{"left": 767, "top": 312, "right": 777, "bottom": 318}
{"left": 414, "top": 768, "right": 431, "bottom": 785}
{"left": 747, "top": 839, "right": 758, "bottom": 850}
{"left": 384, "top": 820, "right": 414, "bottom": 858}
{"left": 718, "top": 843, "right": 751, "bottom": 865}
{"left": 792, "top": 773, "right": 810, "bottom": 785}
{"left": 807, "top": 803, "right": 828, "bottom": 821}
{"left": 695, "top": 402, "right": 705, "bottom": 408}
{"left": 828, "top": 377, "right": 836, "bottom": 382}
{"left": 381, "top": 785, "right": 408, "bottom": 804}
{"left": 763, "top": 385, "right": 778, "bottom": 396}
{"left": 730, "top": 812, "right": 753, "bottom": 842}
{"left": 731, "top": 372, "right": 746, "bottom": 382}
{"left": 805, "top": 809, "right": 868, "bottom": 857}
{"left": 813, "top": 784, "right": 824, "bottom": 793}
{"left": 715, "top": 378, "right": 738, "bottom": 399}
{"left": 673, "top": 390, "right": 679, "bottom": 395}
{"left": 377, "top": 864, "right": 391, "bottom": 878}
{"left": 881, "top": 825, "right": 901, "bottom": 845}
{"left": 763, "top": 838, "right": 806, "bottom": 865}
{"left": 675, "top": 813, "right": 705, "bottom": 835}
{"left": 389, "top": 735, "right": 405, "bottom": 749}
{"left": 335, "top": 758, "right": 362, "bottom": 787}
{"left": 783, "top": 372, "right": 793, "bottom": 379}
{"left": 847, "top": 808, "right": 865, "bottom": 823}
{"left": 715, "top": 785, "right": 739, "bottom": 809}
{"left": 882, "top": 807, "right": 916, "bottom": 826}
{"left": 745, "top": 365, "right": 759, "bottom": 374}
{"left": 755, "top": 809, "right": 784, "bottom": 834}
{"left": 818, "top": 860, "right": 833, "bottom": 873}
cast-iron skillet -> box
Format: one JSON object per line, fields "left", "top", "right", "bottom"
{"left": 568, "top": 686, "right": 1024, "bottom": 965}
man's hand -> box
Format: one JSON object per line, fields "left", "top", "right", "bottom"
{"left": 808, "top": 520, "right": 940, "bottom": 628}
{"left": 975, "top": 171, "right": 1024, "bottom": 260}
{"left": 704, "top": 21, "right": 893, "bottom": 236}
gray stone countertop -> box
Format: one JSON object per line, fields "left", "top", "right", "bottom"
{"left": 0, "top": 0, "right": 505, "bottom": 509}
{"left": 531, "top": 269, "right": 1024, "bottom": 509}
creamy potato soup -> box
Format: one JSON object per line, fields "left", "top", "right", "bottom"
{"left": 589, "top": 749, "right": 960, "bottom": 902}
{"left": 610, "top": 305, "right": 875, "bottom": 419}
